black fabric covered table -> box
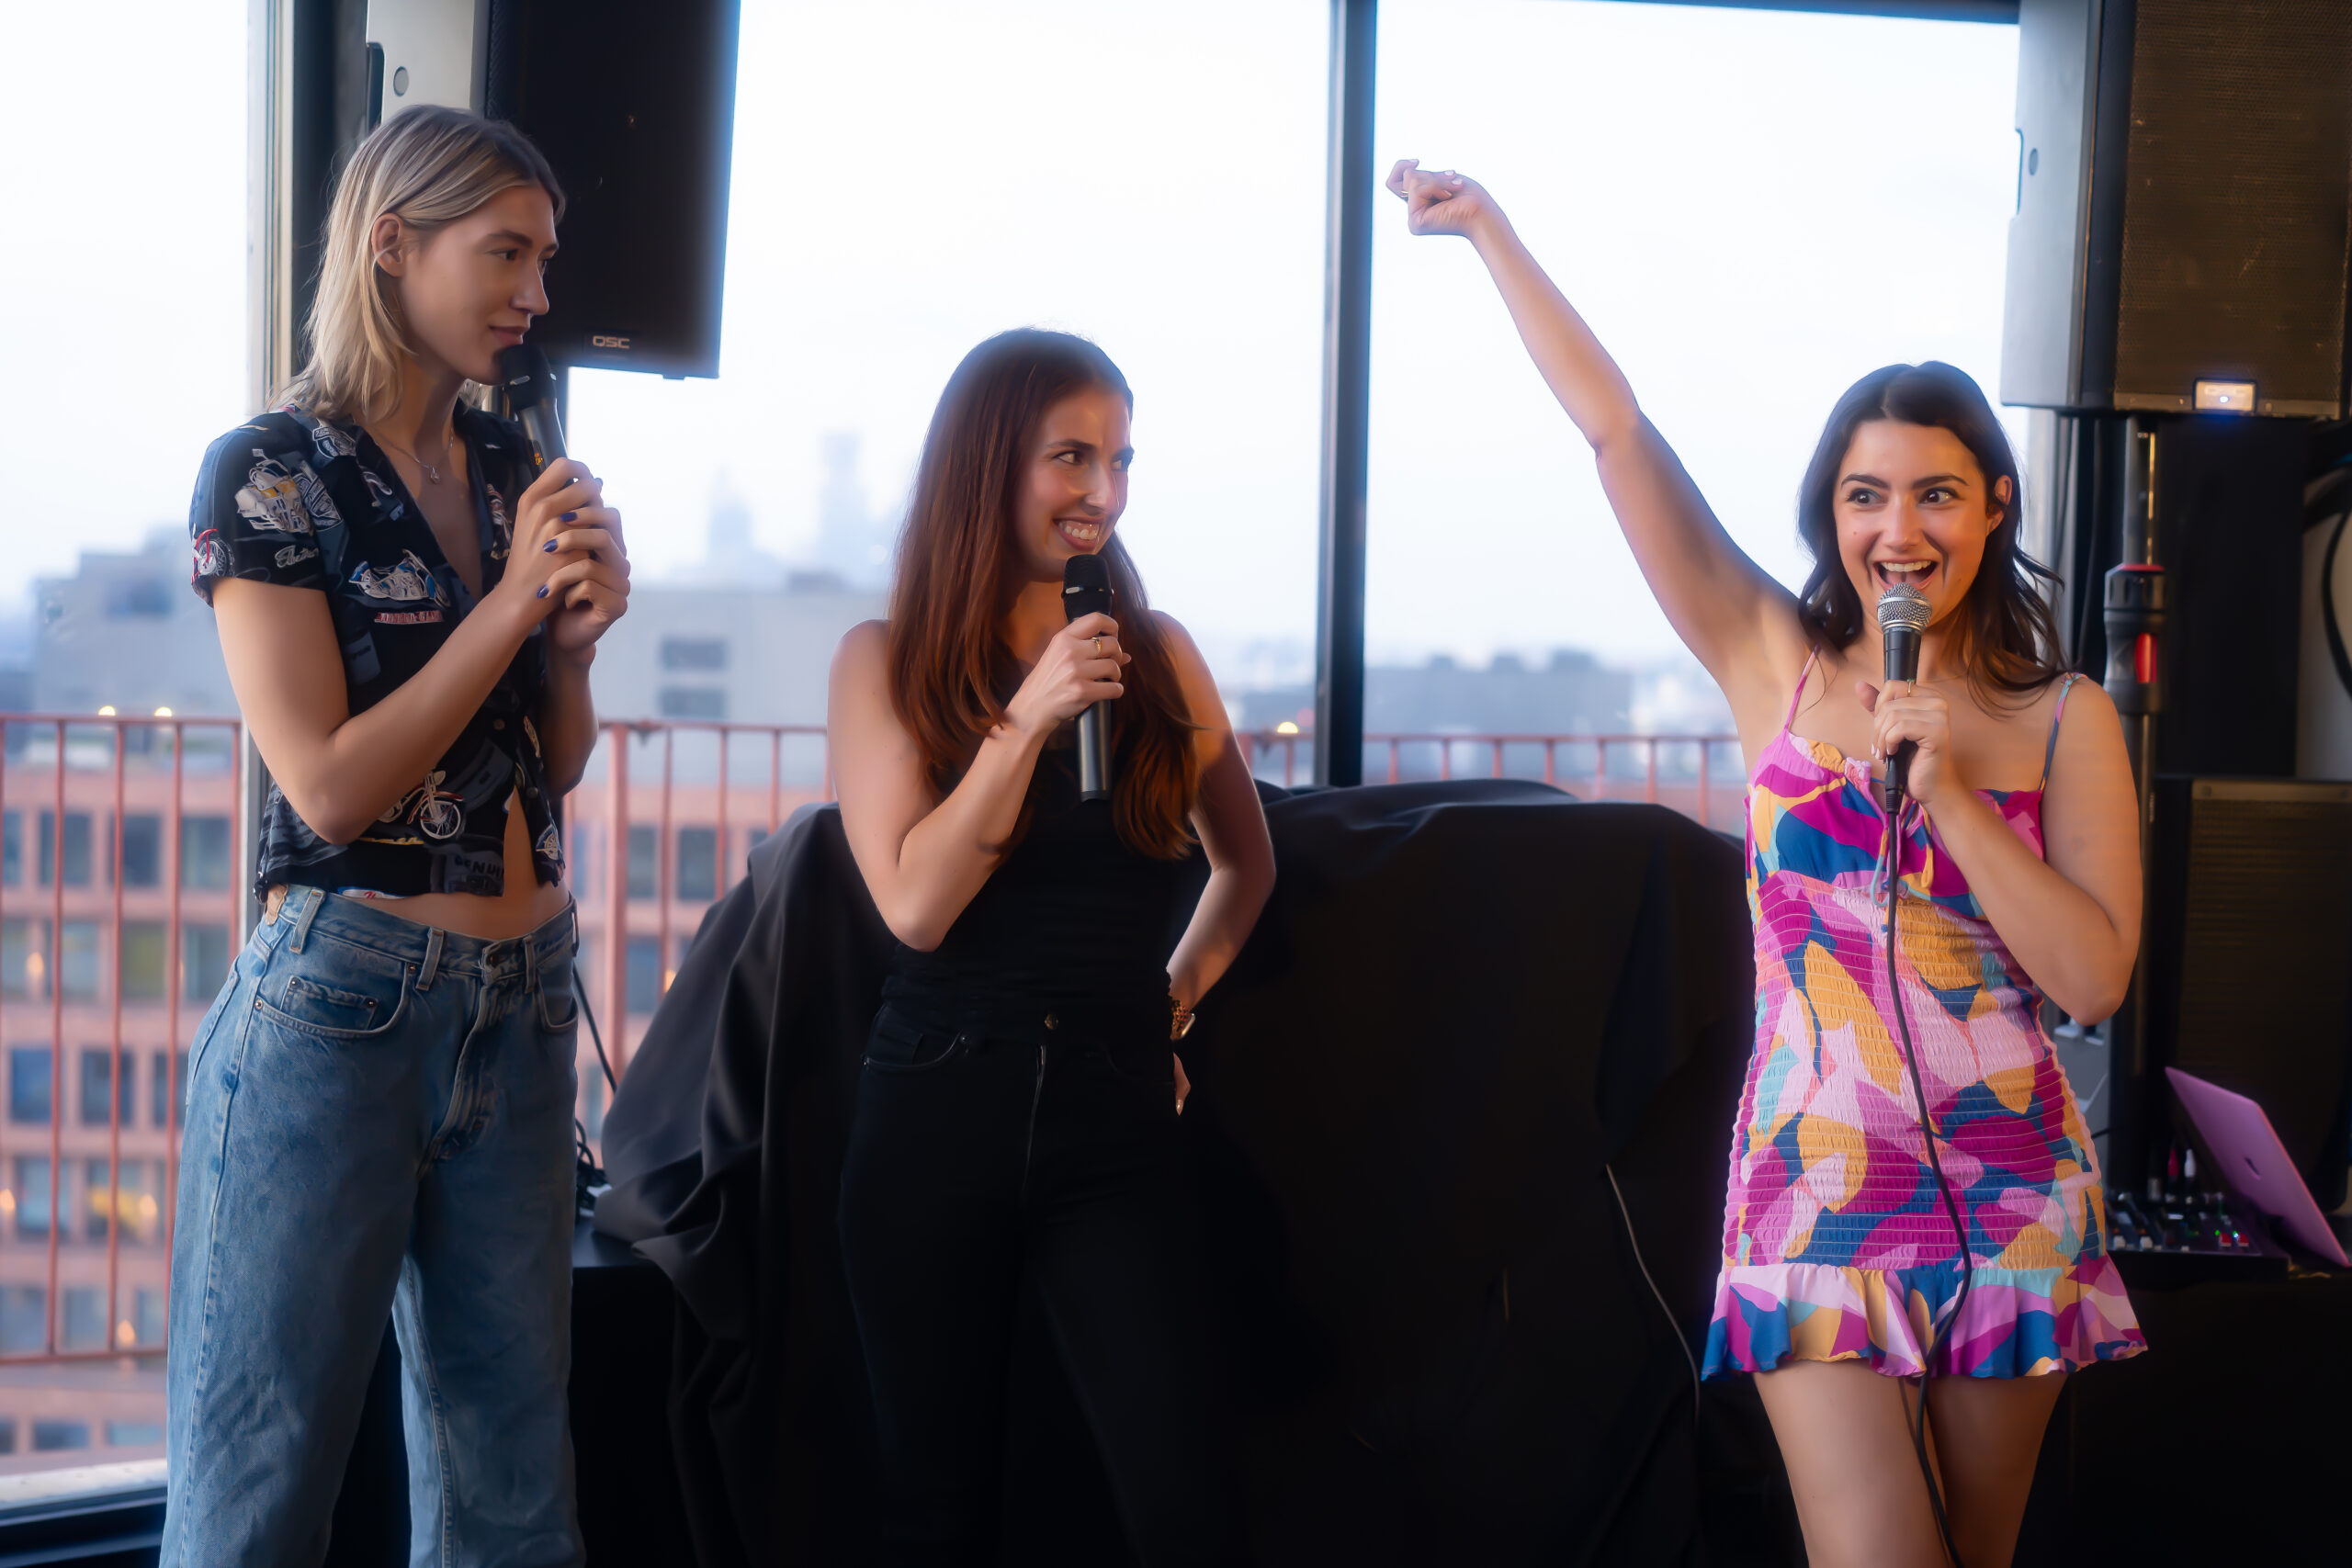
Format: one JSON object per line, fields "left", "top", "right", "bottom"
{"left": 594, "top": 780, "right": 1792, "bottom": 1566}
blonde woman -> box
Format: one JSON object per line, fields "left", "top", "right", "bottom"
{"left": 166, "top": 107, "right": 627, "bottom": 1564}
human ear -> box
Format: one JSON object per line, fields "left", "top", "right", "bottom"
{"left": 371, "top": 213, "right": 409, "bottom": 277}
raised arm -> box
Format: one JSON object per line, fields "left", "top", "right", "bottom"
{"left": 1388, "top": 160, "right": 1810, "bottom": 724}
{"left": 829, "top": 610, "right": 1127, "bottom": 952}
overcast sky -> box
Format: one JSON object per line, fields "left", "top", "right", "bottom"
{"left": 0, "top": 0, "right": 2020, "bottom": 687}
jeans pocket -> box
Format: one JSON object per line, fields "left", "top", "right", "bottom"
{"left": 254, "top": 936, "right": 412, "bottom": 1041}
{"left": 861, "top": 1007, "right": 967, "bottom": 1074}
{"left": 537, "top": 956, "right": 580, "bottom": 1032}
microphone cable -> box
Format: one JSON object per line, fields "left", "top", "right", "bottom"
{"left": 1880, "top": 802, "right": 1974, "bottom": 1568}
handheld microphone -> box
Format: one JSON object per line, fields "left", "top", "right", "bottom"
{"left": 1061, "top": 553, "right": 1114, "bottom": 803}
{"left": 495, "top": 344, "right": 567, "bottom": 475}
{"left": 1876, "top": 582, "right": 1931, "bottom": 812}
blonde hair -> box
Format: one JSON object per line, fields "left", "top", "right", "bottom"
{"left": 277, "top": 106, "right": 564, "bottom": 425}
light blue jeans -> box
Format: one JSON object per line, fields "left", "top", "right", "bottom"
{"left": 164, "top": 885, "right": 584, "bottom": 1567}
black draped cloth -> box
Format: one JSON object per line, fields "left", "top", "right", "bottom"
{"left": 595, "top": 780, "right": 1780, "bottom": 1566}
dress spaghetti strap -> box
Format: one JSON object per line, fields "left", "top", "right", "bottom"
{"left": 1784, "top": 649, "right": 1822, "bottom": 734}
{"left": 2039, "top": 671, "right": 2084, "bottom": 789}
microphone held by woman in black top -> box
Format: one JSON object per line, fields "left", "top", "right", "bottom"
{"left": 827, "top": 328, "right": 1276, "bottom": 1564}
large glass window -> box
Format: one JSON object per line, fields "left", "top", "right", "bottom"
{"left": 0, "top": 0, "right": 246, "bottom": 1472}
{"left": 567, "top": 0, "right": 1330, "bottom": 705}
{"left": 1362, "top": 1, "right": 2024, "bottom": 812}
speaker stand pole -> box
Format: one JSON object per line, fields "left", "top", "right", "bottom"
{"left": 2102, "top": 416, "right": 2165, "bottom": 1201}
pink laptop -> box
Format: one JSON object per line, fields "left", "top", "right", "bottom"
{"left": 2165, "top": 1067, "right": 2350, "bottom": 1267}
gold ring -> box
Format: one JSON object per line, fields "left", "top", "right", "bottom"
{"left": 1092, "top": 636, "right": 1103, "bottom": 655}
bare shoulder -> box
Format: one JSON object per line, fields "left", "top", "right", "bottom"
{"left": 1149, "top": 612, "right": 1229, "bottom": 729}
{"left": 834, "top": 617, "right": 888, "bottom": 667}
{"left": 1150, "top": 609, "right": 1203, "bottom": 659}
{"left": 828, "top": 619, "right": 894, "bottom": 722}
{"left": 2050, "top": 672, "right": 2121, "bottom": 755}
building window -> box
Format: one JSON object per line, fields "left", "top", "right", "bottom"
{"left": 2, "top": 810, "right": 17, "bottom": 886}
{"left": 62, "top": 1289, "right": 105, "bottom": 1351}
{"left": 626, "top": 936, "right": 663, "bottom": 1015}
{"left": 60, "top": 922, "right": 98, "bottom": 1002}
{"left": 37, "top": 812, "right": 92, "bottom": 887}
{"left": 657, "top": 686, "right": 727, "bottom": 720}
{"left": 107, "top": 1421, "right": 164, "bottom": 1448}
{"left": 676, "top": 827, "right": 718, "bottom": 902}
{"left": 660, "top": 637, "right": 729, "bottom": 671}
{"left": 181, "top": 816, "right": 232, "bottom": 891}
{"left": 119, "top": 813, "right": 163, "bottom": 886}
{"left": 132, "top": 1288, "right": 164, "bottom": 1348}
{"left": 627, "top": 826, "right": 657, "bottom": 900}
{"left": 9, "top": 1049, "right": 51, "bottom": 1125}
{"left": 80, "top": 1050, "right": 132, "bottom": 1128}
{"left": 1, "top": 921, "right": 45, "bottom": 1000}
{"left": 121, "top": 921, "right": 167, "bottom": 1001}
{"left": 15, "top": 1157, "right": 52, "bottom": 1239}
{"left": 31, "top": 1421, "right": 89, "bottom": 1452}
{"left": 184, "top": 922, "right": 232, "bottom": 1001}
{"left": 106, "top": 576, "right": 174, "bottom": 618}
{"left": 153, "top": 1050, "right": 187, "bottom": 1130}
{"left": 83, "top": 1158, "right": 148, "bottom": 1245}
{"left": 0, "top": 1419, "right": 15, "bottom": 1453}
{"left": 0, "top": 1289, "right": 40, "bottom": 1355}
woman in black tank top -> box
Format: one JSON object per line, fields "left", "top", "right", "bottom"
{"left": 828, "top": 331, "right": 1275, "bottom": 1565}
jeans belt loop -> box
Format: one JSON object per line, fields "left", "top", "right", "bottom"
{"left": 287, "top": 886, "right": 323, "bottom": 954}
{"left": 523, "top": 928, "right": 538, "bottom": 999}
{"left": 417, "top": 926, "right": 445, "bottom": 991}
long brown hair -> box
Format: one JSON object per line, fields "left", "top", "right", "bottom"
{"left": 887, "top": 330, "right": 1200, "bottom": 859}
{"left": 1795, "top": 362, "right": 2065, "bottom": 705}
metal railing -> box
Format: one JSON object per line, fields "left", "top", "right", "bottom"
{"left": 1238, "top": 729, "right": 1741, "bottom": 828}
{"left": 0, "top": 716, "right": 1735, "bottom": 1413}
{"left": 0, "top": 716, "right": 244, "bottom": 1381}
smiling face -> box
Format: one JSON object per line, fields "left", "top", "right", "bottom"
{"left": 377, "top": 183, "right": 558, "bottom": 387}
{"left": 1833, "top": 419, "right": 2013, "bottom": 631}
{"left": 1011, "top": 385, "right": 1132, "bottom": 581}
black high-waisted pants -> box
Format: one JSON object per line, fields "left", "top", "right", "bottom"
{"left": 836, "top": 990, "right": 1238, "bottom": 1566}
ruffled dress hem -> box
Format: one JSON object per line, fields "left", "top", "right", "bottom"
{"left": 1700, "top": 1256, "right": 2148, "bottom": 1381}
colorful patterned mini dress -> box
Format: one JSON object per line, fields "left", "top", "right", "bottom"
{"left": 1702, "top": 656, "right": 2146, "bottom": 1380}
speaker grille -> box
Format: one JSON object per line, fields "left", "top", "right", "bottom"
{"left": 2169, "top": 785, "right": 2352, "bottom": 1192}
{"left": 2114, "top": 0, "right": 2352, "bottom": 415}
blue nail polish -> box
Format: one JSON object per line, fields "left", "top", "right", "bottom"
{"left": 560, "top": 511, "right": 578, "bottom": 523}
{"left": 536, "top": 584, "right": 548, "bottom": 599}
{"left": 543, "top": 539, "right": 558, "bottom": 552}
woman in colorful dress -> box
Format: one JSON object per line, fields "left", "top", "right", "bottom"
{"left": 169, "top": 107, "right": 627, "bottom": 1564}
{"left": 1388, "top": 161, "right": 2144, "bottom": 1567}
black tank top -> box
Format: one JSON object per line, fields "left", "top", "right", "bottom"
{"left": 886, "top": 735, "right": 1186, "bottom": 1009}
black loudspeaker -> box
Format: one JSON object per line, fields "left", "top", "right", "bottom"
{"left": 2003, "top": 0, "right": 2352, "bottom": 417}
{"left": 2130, "top": 777, "right": 2352, "bottom": 1211}
{"left": 483, "top": 0, "right": 741, "bottom": 378}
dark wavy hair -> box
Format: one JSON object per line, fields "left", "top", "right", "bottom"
{"left": 886, "top": 330, "right": 1199, "bottom": 860}
{"left": 1796, "top": 361, "right": 2064, "bottom": 703}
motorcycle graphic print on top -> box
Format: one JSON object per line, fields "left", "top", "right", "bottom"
{"left": 187, "top": 404, "right": 564, "bottom": 898}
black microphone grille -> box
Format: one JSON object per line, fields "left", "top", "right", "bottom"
{"left": 496, "top": 344, "right": 557, "bottom": 400}
{"left": 1062, "top": 552, "right": 1111, "bottom": 592}
{"left": 1875, "top": 583, "right": 1931, "bottom": 635}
